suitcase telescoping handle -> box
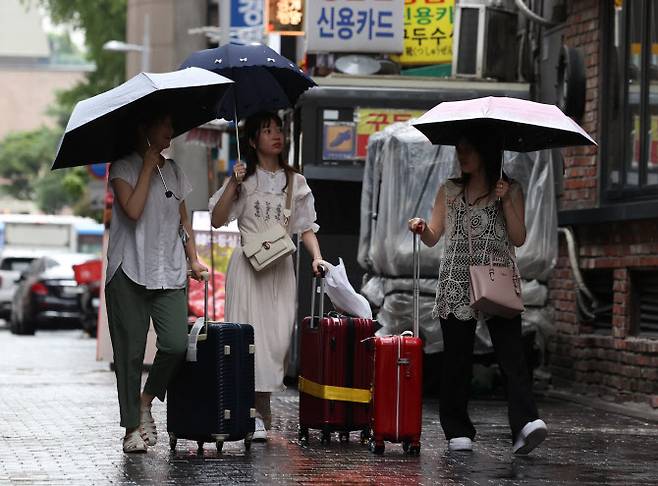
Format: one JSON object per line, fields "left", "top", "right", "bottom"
{"left": 309, "top": 265, "right": 326, "bottom": 329}
{"left": 199, "top": 270, "right": 210, "bottom": 341}
{"left": 412, "top": 232, "right": 420, "bottom": 338}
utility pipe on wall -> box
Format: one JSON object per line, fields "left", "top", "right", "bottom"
{"left": 557, "top": 226, "right": 598, "bottom": 321}
{"left": 514, "top": 0, "right": 559, "bottom": 27}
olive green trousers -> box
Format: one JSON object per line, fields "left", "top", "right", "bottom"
{"left": 105, "top": 267, "right": 188, "bottom": 429}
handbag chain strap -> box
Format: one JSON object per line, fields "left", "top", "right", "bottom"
{"left": 464, "top": 186, "right": 494, "bottom": 266}
{"left": 465, "top": 186, "right": 522, "bottom": 294}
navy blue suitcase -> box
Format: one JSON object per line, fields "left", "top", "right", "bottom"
{"left": 167, "top": 275, "right": 255, "bottom": 452}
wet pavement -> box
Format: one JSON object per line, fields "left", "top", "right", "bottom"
{"left": 1, "top": 327, "right": 657, "bottom": 485}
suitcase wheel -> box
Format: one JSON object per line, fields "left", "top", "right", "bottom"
{"left": 298, "top": 427, "right": 309, "bottom": 445}
{"left": 338, "top": 432, "right": 349, "bottom": 443}
{"left": 406, "top": 442, "right": 421, "bottom": 456}
{"left": 369, "top": 439, "right": 385, "bottom": 455}
{"left": 197, "top": 441, "right": 205, "bottom": 454}
{"left": 244, "top": 436, "right": 252, "bottom": 451}
{"left": 216, "top": 440, "right": 224, "bottom": 453}
{"left": 169, "top": 433, "right": 177, "bottom": 452}
{"left": 320, "top": 429, "right": 332, "bottom": 445}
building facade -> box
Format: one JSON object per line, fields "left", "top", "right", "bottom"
{"left": 549, "top": 0, "right": 658, "bottom": 405}
{"left": 0, "top": 0, "right": 90, "bottom": 140}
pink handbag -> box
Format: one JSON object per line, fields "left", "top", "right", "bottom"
{"left": 468, "top": 258, "right": 524, "bottom": 319}
{"left": 465, "top": 197, "right": 524, "bottom": 319}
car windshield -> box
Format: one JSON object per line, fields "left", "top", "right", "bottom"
{"left": 39, "top": 254, "right": 95, "bottom": 275}
{"left": 0, "top": 257, "right": 34, "bottom": 272}
{"left": 51, "top": 254, "right": 95, "bottom": 269}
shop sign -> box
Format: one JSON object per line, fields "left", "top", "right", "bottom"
{"left": 306, "top": 0, "right": 403, "bottom": 53}
{"left": 267, "top": 0, "right": 304, "bottom": 35}
{"left": 356, "top": 108, "right": 425, "bottom": 158}
{"left": 391, "top": 0, "right": 455, "bottom": 66}
{"left": 231, "top": 0, "right": 264, "bottom": 42}
{"left": 322, "top": 121, "right": 357, "bottom": 160}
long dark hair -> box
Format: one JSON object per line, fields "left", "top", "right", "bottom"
{"left": 241, "top": 112, "right": 298, "bottom": 191}
{"left": 452, "top": 128, "right": 508, "bottom": 204}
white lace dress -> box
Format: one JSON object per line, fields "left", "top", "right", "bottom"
{"left": 209, "top": 167, "right": 319, "bottom": 392}
{"left": 433, "top": 179, "right": 522, "bottom": 322}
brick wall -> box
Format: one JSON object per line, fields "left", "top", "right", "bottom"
{"left": 559, "top": 0, "right": 599, "bottom": 211}
{"left": 549, "top": 223, "right": 658, "bottom": 402}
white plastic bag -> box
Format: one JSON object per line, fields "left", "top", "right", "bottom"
{"left": 320, "top": 258, "right": 373, "bottom": 319}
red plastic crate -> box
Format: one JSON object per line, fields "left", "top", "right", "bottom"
{"left": 72, "top": 259, "right": 102, "bottom": 285}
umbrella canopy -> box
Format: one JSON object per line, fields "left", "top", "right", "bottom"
{"left": 179, "top": 42, "right": 316, "bottom": 120}
{"left": 412, "top": 96, "right": 596, "bottom": 152}
{"left": 52, "top": 67, "right": 234, "bottom": 169}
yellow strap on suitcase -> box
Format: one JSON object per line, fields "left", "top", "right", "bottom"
{"left": 298, "top": 376, "right": 372, "bottom": 404}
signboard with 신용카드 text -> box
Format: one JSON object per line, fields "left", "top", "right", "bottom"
{"left": 355, "top": 108, "right": 425, "bottom": 159}
{"left": 391, "top": 0, "right": 455, "bottom": 66}
{"left": 305, "top": 0, "right": 403, "bottom": 53}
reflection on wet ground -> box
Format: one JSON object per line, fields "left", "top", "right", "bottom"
{"left": 1, "top": 330, "right": 657, "bottom": 485}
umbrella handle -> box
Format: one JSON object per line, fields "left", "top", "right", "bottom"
{"left": 234, "top": 101, "right": 242, "bottom": 183}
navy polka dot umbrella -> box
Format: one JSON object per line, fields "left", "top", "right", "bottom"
{"left": 180, "top": 42, "right": 316, "bottom": 160}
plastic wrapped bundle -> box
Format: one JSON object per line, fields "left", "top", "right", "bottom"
{"left": 357, "top": 121, "right": 559, "bottom": 354}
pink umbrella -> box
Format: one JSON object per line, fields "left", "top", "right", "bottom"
{"left": 412, "top": 96, "right": 596, "bottom": 152}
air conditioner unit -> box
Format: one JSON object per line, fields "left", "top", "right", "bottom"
{"left": 452, "top": 3, "right": 518, "bottom": 81}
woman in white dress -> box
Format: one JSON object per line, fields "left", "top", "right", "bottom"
{"left": 209, "top": 112, "right": 323, "bottom": 441}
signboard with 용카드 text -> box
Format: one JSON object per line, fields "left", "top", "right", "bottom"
{"left": 267, "top": 0, "right": 304, "bottom": 35}
{"left": 391, "top": 0, "right": 455, "bottom": 66}
{"left": 355, "top": 108, "right": 425, "bottom": 159}
{"left": 305, "top": 0, "right": 404, "bottom": 53}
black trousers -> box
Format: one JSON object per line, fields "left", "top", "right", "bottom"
{"left": 439, "top": 313, "right": 539, "bottom": 443}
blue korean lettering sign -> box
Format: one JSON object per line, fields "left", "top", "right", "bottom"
{"left": 231, "top": 0, "right": 264, "bottom": 41}
{"left": 306, "top": 0, "right": 403, "bottom": 53}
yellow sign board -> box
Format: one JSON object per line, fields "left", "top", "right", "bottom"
{"left": 356, "top": 108, "right": 425, "bottom": 158}
{"left": 391, "top": 0, "right": 455, "bottom": 66}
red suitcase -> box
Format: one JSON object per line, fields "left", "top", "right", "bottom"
{"left": 370, "top": 233, "right": 423, "bottom": 455}
{"left": 298, "top": 273, "right": 375, "bottom": 445}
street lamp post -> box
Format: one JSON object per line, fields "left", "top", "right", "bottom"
{"left": 103, "top": 14, "right": 150, "bottom": 72}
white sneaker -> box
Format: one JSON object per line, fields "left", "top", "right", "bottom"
{"left": 252, "top": 417, "right": 268, "bottom": 442}
{"left": 448, "top": 437, "right": 473, "bottom": 451}
{"left": 513, "top": 419, "right": 547, "bottom": 455}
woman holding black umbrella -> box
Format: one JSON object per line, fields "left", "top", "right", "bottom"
{"left": 209, "top": 112, "right": 323, "bottom": 441}
{"left": 51, "top": 67, "right": 232, "bottom": 453}
{"left": 105, "top": 110, "right": 207, "bottom": 453}
{"left": 408, "top": 130, "right": 547, "bottom": 455}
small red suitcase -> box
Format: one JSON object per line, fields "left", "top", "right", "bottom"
{"left": 298, "top": 273, "right": 375, "bottom": 445}
{"left": 370, "top": 233, "right": 423, "bottom": 455}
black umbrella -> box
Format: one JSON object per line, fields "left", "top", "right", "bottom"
{"left": 180, "top": 42, "right": 316, "bottom": 160}
{"left": 52, "top": 67, "right": 234, "bottom": 170}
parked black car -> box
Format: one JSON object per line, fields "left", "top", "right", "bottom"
{"left": 10, "top": 253, "right": 95, "bottom": 335}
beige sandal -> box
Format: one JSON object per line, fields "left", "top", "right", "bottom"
{"left": 140, "top": 406, "right": 157, "bottom": 446}
{"left": 123, "top": 429, "right": 147, "bottom": 453}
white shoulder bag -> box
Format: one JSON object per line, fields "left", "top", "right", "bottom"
{"left": 242, "top": 172, "right": 296, "bottom": 272}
